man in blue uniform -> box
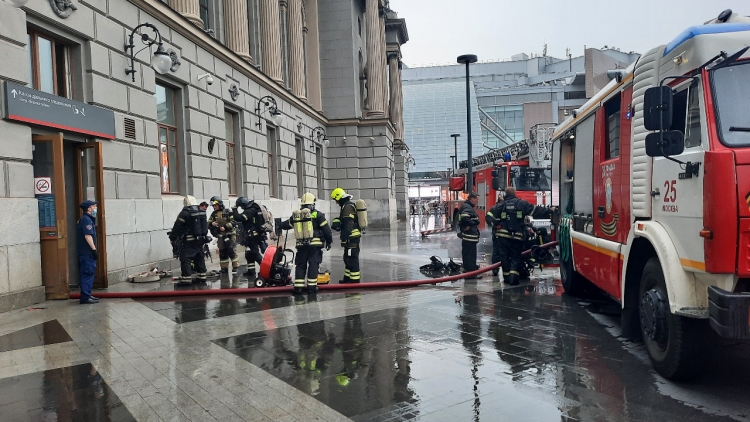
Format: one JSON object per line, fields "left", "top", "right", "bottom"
{"left": 76, "top": 200, "right": 99, "bottom": 304}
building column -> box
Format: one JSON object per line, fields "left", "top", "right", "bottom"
{"left": 168, "top": 0, "right": 203, "bottom": 28}
{"left": 378, "top": 9, "right": 389, "bottom": 116}
{"left": 287, "top": 0, "right": 306, "bottom": 100}
{"left": 364, "top": 0, "right": 386, "bottom": 118}
{"left": 303, "top": 0, "right": 322, "bottom": 111}
{"left": 260, "top": 0, "right": 284, "bottom": 84}
{"left": 223, "top": 0, "right": 253, "bottom": 63}
{"left": 388, "top": 53, "right": 404, "bottom": 141}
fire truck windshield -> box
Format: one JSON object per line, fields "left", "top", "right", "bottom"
{"left": 510, "top": 167, "right": 551, "bottom": 191}
{"left": 712, "top": 61, "right": 750, "bottom": 147}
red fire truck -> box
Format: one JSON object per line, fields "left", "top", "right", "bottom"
{"left": 448, "top": 124, "right": 554, "bottom": 230}
{"left": 550, "top": 10, "right": 750, "bottom": 380}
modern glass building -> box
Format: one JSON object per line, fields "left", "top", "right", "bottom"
{"left": 403, "top": 48, "right": 640, "bottom": 182}
{"left": 402, "top": 81, "right": 482, "bottom": 179}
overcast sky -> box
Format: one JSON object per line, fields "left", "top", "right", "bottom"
{"left": 393, "top": 1, "right": 748, "bottom": 66}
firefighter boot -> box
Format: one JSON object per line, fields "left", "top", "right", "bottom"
{"left": 293, "top": 287, "right": 305, "bottom": 295}
{"left": 507, "top": 273, "right": 520, "bottom": 286}
{"left": 231, "top": 257, "right": 240, "bottom": 273}
{"left": 307, "top": 284, "right": 318, "bottom": 294}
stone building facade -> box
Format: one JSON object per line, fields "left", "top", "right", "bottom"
{"left": 0, "top": 0, "right": 408, "bottom": 310}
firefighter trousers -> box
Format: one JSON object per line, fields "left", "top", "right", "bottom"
{"left": 343, "top": 244, "right": 361, "bottom": 282}
{"left": 244, "top": 236, "right": 264, "bottom": 273}
{"left": 217, "top": 236, "right": 239, "bottom": 270}
{"left": 498, "top": 237, "right": 523, "bottom": 284}
{"left": 294, "top": 247, "right": 323, "bottom": 288}
{"left": 461, "top": 240, "right": 478, "bottom": 272}
{"left": 180, "top": 240, "right": 207, "bottom": 277}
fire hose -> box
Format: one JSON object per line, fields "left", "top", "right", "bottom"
{"left": 69, "top": 241, "right": 559, "bottom": 300}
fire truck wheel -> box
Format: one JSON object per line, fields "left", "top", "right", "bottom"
{"left": 560, "top": 256, "right": 585, "bottom": 296}
{"left": 639, "top": 257, "right": 699, "bottom": 380}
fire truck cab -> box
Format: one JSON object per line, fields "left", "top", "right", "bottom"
{"left": 551, "top": 10, "right": 750, "bottom": 379}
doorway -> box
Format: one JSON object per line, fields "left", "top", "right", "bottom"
{"left": 31, "top": 134, "right": 108, "bottom": 299}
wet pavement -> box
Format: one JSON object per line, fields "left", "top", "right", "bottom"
{"left": 1, "top": 216, "right": 750, "bottom": 421}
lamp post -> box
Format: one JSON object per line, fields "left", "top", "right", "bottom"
{"left": 457, "top": 54, "right": 477, "bottom": 194}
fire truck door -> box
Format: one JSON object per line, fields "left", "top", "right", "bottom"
{"left": 593, "top": 97, "right": 625, "bottom": 298}
{"left": 651, "top": 82, "right": 705, "bottom": 272}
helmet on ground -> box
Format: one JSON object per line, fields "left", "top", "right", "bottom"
{"left": 301, "top": 192, "right": 316, "bottom": 206}
{"left": 210, "top": 196, "right": 224, "bottom": 209}
{"left": 235, "top": 197, "right": 252, "bottom": 209}
{"left": 331, "top": 188, "right": 347, "bottom": 202}
{"left": 183, "top": 195, "right": 198, "bottom": 207}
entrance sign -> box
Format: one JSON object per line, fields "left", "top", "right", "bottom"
{"left": 34, "top": 177, "right": 52, "bottom": 195}
{"left": 3, "top": 81, "right": 115, "bottom": 139}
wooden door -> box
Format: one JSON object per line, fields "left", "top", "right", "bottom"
{"left": 32, "top": 134, "right": 69, "bottom": 299}
{"left": 75, "top": 142, "right": 108, "bottom": 288}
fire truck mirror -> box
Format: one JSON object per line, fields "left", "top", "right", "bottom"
{"left": 645, "top": 131, "right": 685, "bottom": 157}
{"left": 644, "top": 86, "right": 674, "bottom": 131}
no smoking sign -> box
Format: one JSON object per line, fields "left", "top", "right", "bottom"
{"left": 34, "top": 177, "right": 52, "bottom": 195}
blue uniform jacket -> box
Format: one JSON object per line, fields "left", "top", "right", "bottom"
{"left": 76, "top": 213, "right": 97, "bottom": 256}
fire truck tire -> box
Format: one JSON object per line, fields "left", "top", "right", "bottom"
{"left": 639, "top": 257, "right": 699, "bottom": 380}
{"left": 560, "top": 256, "right": 585, "bottom": 296}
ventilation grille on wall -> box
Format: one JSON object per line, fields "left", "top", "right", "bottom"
{"left": 124, "top": 118, "right": 136, "bottom": 140}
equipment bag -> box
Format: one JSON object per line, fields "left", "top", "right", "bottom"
{"left": 355, "top": 199, "right": 368, "bottom": 233}
{"left": 258, "top": 204, "right": 276, "bottom": 239}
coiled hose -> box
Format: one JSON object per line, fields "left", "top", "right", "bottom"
{"left": 559, "top": 214, "right": 573, "bottom": 263}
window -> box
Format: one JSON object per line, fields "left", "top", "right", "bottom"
{"left": 358, "top": 17, "right": 362, "bottom": 37}
{"left": 711, "top": 61, "right": 750, "bottom": 147}
{"left": 510, "top": 167, "right": 551, "bottom": 191}
{"left": 27, "top": 29, "right": 72, "bottom": 97}
{"left": 295, "top": 137, "right": 304, "bottom": 196}
{"left": 684, "top": 81, "right": 702, "bottom": 148}
{"left": 155, "top": 84, "right": 179, "bottom": 193}
{"left": 199, "top": 0, "right": 210, "bottom": 30}
{"left": 225, "top": 111, "right": 238, "bottom": 195}
{"left": 604, "top": 93, "right": 621, "bottom": 160}
{"left": 267, "top": 127, "right": 279, "bottom": 198}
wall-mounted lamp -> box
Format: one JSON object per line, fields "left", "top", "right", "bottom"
{"left": 124, "top": 23, "right": 172, "bottom": 82}
{"left": 197, "top": 73, "right": 214, "bottom": 85}
{"left": 369, "top": 136, "right": 375, "bottom": 143}
{"left": 400, "top": 149, "right": 407, "bottom": 157}
{"left": 255, "top": 96, "right": 283, "bottom": 128}
{"left": 311, "top": 126, "right": 330, "bottom": 148}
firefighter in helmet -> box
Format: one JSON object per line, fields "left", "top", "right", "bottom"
{"left": 232, "top": 196, "right": 266, "bottom": 276}
{"left": 491, "top": 187, "right": 554, "bottom": 285}
{"left": 331, "top": 188, "right": 361, "bottom": 283}
{"left": 486, "top": 191, "right": 505, "bottom": 277}
{"left": 208, "top": 196, "right": 239, "bottom": 273}
{"left": 458, "top": 192, "right": 482, "bottom": 279}
{"left": 169, "top": 195, "right": 209, "bottom": 284}
{"left": 279, "top": 193, "right": 333, "bottom": 294}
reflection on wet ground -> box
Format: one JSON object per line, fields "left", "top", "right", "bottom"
{"left": 0, "top": 319, "right": 72, "bottom": 353}
{"left": 3, "top": 223, "right": 750, "bottom": 421}
{"left": 138, "top": 291, "right": 366, "bottom": 324}
{"left": 213, "top": 275, "right": 747, "bottom": 421}
{"left": 0, "top": 363, "right": 134, "bottom": 421}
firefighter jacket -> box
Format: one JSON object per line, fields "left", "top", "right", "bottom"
{"left": 209, "top": 209, "right": 236, "bottom": 239}
{"left": 487, "top": 195, "right": 552, "bottom": 240}
{"left": 232, "top": 204, "right": 265, "bottom": 237}
{"left": 170, "top": 206, "right": 208, "bottom": 242}
{"left": 280, "top": 208, "right": 333, "bottom": 248}
{"left": 333, "top": 200, "right": 361, "bottom": 246}
{"left": 458, "top": 200, "right": 480, "bottom": 243}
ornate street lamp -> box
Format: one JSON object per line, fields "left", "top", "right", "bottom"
{"left": 124, "top": 23, "right": 172, "bottom": 82}
{"left": 311, "top": 126, "right": 330, "bottom": 147}
{"left": 255, "top": 96, "right": 283, "bottom": 128}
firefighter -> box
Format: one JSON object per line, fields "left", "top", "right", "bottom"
{"left": 208, "top": 196, "right": 240, "bottom": 273}
{"left": 279, "top": 193, "right": 333, "bottom": 295}
{"left": 486, "top": 192, "right": 505, "bottom": 277}
{"left": 232, "top": 196, "right": 266, "bottom": 276}
{"left": 458, "top": 192, "right": 482, "bottom": 279}
{"left": 169, "top": 195, "right": 209, "bottom": 284}
{"left": 331, "top": 188, "right": 361, "bottom": 283}
{"left": 493, "top": 187, "right": 554, "bottom": 285}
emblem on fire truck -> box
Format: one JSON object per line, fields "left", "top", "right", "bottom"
{"left": 605, "top": 178, "right": 613, "bottom": 214}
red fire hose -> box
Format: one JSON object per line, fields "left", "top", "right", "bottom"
{"left": 69, "top": 241, "right": 558, "bottom": 300}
